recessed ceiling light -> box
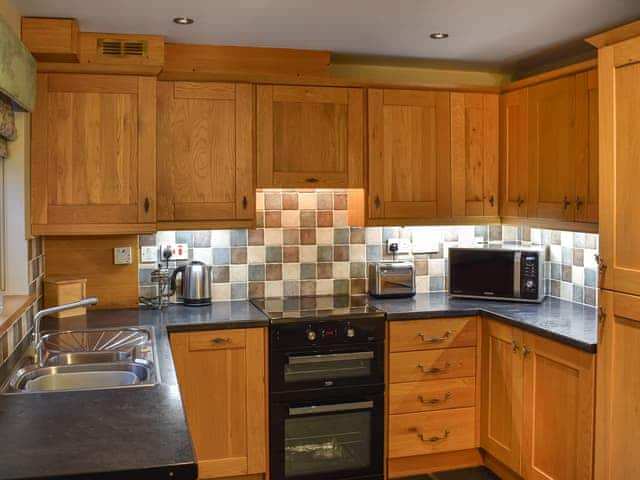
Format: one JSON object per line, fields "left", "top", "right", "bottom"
{"left": 430, "top": 32, "right": 449, "bottom": 40}
{"left": 173, "top": 17, "right": 194, "bottom": 25}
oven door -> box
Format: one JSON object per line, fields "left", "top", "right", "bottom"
{"left": 271, "top": 342, "right": 384, "bottom": 393}
{"left": 270, "top": 390, "right": 384, "bottom": 480}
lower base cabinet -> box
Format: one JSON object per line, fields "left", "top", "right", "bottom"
{"left": 481, "top": 319, "right": 595, "bottom": 480}
{"left": 170, "top": 328, "right": 268, "bottom": 479}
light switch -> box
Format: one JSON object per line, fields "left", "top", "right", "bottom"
{"left": 140, "top": 246, "right": 158, "bottom": 263}
{"left": 114, "top": 246, "right": 133, "bottom": 265}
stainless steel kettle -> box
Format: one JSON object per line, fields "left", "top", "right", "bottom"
{"left": 170, "top": 261, "right": 212, "bottom": 306}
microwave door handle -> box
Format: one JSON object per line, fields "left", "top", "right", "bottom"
{"left": 289, "top": 400, "right": 374, "bottom": 416}
{"left": 287, "top": 351, "right": 375, "bottom": 365}
{"left": 514, "top": 251, "right": 521, "bottom": 298}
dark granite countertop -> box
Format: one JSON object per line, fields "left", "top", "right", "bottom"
{"left": 0, "top": 301, "right": 268, "bottom": 480}
{"left": 368, "top": 293, "right": 598, "bottom": 353}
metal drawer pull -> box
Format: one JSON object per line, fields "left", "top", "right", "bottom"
{"left": 288, "top": 351, "right": 374, "bottom": 365}
{"left": 305, "top": 177, "right": 319, "bottom": 183}
{"left": 417, "top": 330, "right": 453, "bottom": 343}
{"left": 512, "top": 340, "right": 520, "bottom": 353}
{"left": 522, "top": 345, "right": 531, "bottom": 357}
{"left": 417, "top": 392, "right": 452, "bottom": 405}
{"left": 414, "top": 429, "right": 450, "bottom": 443}
{"left": 289, "top": 400, "right": 374, "bottom": 416}
{"left": 417, "top": 362, "right": 451, "bottom": 375}
{"left": 211, "top": 337, "right": 231, "bottom": 344}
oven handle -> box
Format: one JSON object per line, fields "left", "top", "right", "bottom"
{"left": 287, "top": 351, "right": 375, "bottom": 365}
{"left": 289, "top": 400, "right": 374, "bottom": 416}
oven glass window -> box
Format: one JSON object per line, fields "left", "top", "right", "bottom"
{"left": 285, "top": 351, "right": 373, "bottom": 384}
{"left": 285, "top": 408, "right": 371, "bottom": 477}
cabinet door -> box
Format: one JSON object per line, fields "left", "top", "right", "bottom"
{"left": 31, "top": 73, "right": 156, "bottom": 235}
{"left": 499, "top": 89, "right": 529, "bottom": 218}
{"left": 574, "top": 69, "right": 598, "bottom": 224}
{"left": 451, "top": 93, "right": 499, "bottom": 218}
{"left": 595, "top": 291, "right": 640, "bottom": 480}
{"left": 157, "top": 82, "right": 255, "bottom": 229}
{"left": 528, "top": 76, "right": 576, "bottom": 220}
{"left": 257, "top": 85, "right": 364, "bottom": 188}
{"left": 599, "top": 37, "right": 640, "bottom": 295}
{"left": 170, "top": 329, "right": 267, "bottom": 479}
{"left": 480, "top": 319, "right": 523, "bottom": 474}
{"left": 369, "top": 89, "right": 451, "bottom": 222}
{"left": 522, "top": 332, "right": 595, "bottom": 480}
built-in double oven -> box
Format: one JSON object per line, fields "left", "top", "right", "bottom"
{"left": 269, "top": 313, "right": 386, "bottom": 480}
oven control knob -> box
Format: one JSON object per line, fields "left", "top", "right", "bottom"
{"left": 525, "top": 279, "right": 535, "bottom": 290}
{"left": 306, "top": 330, "right": 317, "bottom": 342}
{"left": 346, "top": 327, "right": 356, "bottom": 338}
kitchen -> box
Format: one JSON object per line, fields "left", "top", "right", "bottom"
{"left": 0, "top": 1, "right": 638, "bottom": 479}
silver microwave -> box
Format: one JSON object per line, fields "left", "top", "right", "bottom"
{"left": 448, "top": 246, "right": 545, "bottom": 303}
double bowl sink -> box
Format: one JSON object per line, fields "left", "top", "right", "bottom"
{"left": 2, "top": 326, "right": 159, "bottom": 394}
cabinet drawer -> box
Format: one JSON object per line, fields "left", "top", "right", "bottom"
{"left": 388, "top": 407, "right": 476, "bottom": 458}
{"left": 187, "top": 329, "right": 247, "bottom": 351}
{"left": 389, "top": 347, "right": 476, "bottom": 383}
{"left": 390, "top": 317, "right": 477, "bottom": 352}
{"left": 389, "top": 378, "right": 476, "bottom": 414}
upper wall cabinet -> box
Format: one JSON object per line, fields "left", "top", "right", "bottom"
{"left": 157, "top": 82, "right": 255, "bottom": 230}
{"left": 368, "top": 89, "right": 452, "bottom": 225}
{"left": 500, "top": 89, "right": 529, "bottom": 218}
{"left": 256, "top": 85, "right": 364, "bottom": 188}
{"left": 31, "top": 73, "right": 156, "bottom": 235}
{"left": 451, "top": 92, "right": 499, "bottom": 219}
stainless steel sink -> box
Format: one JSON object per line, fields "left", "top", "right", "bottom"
{"left": 1, "top": 326, "right": 159, "bottom": 394}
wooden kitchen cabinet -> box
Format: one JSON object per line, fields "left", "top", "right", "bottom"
{"left": 499, "top": 88, "right": 529, "bottom": 218}
{"left": 368, "top": 89, "right": 452, "bottom": 225}
{"left": 31, "top": 73, "right": 156, "bottom": 235}
{"left": 480, "top": 319, "right": 595, "bottom": 480}
{"left": 157, "top": 81, "right": 255, "bottom": 230}
{"left": 451, "top": 92, "right": 499, "bottom": 219}
{"left": 170, "top": 328, "right": 267, "bottom": 479}
{"left": 256, "top": 85, "right": 364, "bottom": 188}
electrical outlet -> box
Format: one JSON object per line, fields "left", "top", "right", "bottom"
{"left": 140, "top": 246, "right": 158, "bottom": 263}
{"left": 114, "top": 246, "right": 133, "bottom": 265}
{"left": 160, "top": 243, "right": 189, "bottom": 260}
{"left": 387, "top": 238, "right": 411, "bottom": 254}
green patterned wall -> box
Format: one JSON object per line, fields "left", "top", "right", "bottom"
{"left": 0, "top": 14, "right": 35, "bottom": 111}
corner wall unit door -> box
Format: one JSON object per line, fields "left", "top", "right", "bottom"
{"left": 527, "top": 76, "right": 576, "bottom": 221}
{"left": 451, "top": 92, "right": 499, "bottom": 219}
{"left": 157, "top": 81, "right": 255, "bottom": 230}
{"left": 499, "top": 89, "right": 529, "bottom": 218}
{"left": 595, "top": 291, "right": 640, "bottom": 480}
{"left": 31, "top": 73, "right": 157, "bottom": 235}
{"left": 256, "top": 85, "right": 364, "bottom": 188}
{"left": 170, "top": 328, "right": 267, "bottom": 479}
{"left": 599, "top": 36, "right": 640, "bottom": 295}
{"left": 368, "top": 89, "right": 452, "bottom": 224}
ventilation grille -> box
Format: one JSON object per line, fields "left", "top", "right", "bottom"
{"left": 97, "top": 39, "right": 147, "bottom": 57}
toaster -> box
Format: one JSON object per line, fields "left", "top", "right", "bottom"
{"left": 368, "top": 261, "right": 416, "bottom": 298}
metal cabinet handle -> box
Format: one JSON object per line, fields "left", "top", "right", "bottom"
{"left": 242, "top": 195, "right": 248, "bottom": 209}
{"left": 417, "top": 392, "right": 452, "bottom": 406}
{"left": 575, "top": 196, "right": 584, "bottom": 210}
{"left": 489, "top": 194, "right": 495, "bottom": 207}
{"left": 211, "top": 337, "right": 231, "bottom": 344}
{"left": 598, "top": 307, "right": 606, "bottom": 324}
{"left": 417, "top": 362, "right": 451, "bottom": 375}
{"left": 289, "top": 401, "right": 374, "bottom": 416}
{"left": 414, "top": 429, "right": 450, "bottom": 443}
{"left": 522, "top": 344, "right": 531, "bottom": 357}
{"left": 512, "top": 340, "right": 520, "bottom": 353}
{"left": 516, "top": 195, "right": 525, "bottom": 207}
{"left": 417, "top": 331, "right": 453, "bottom": 344}
{"left": 144, "top": 197, "right": 150, "bottom": 213}
{"left": 595, "top": 255, "right": 607, "bottom": 275}
{"left": 562, "top": 196, "right": 572, "bottom": 210}
{"left": 374, "top": 195, "right": 381, "bottom": 209}
{"left": 305, "top": 177, "right": 319, "bottom": 183}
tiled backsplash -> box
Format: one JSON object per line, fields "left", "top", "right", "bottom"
{"left": 139, "top": 190, "right": 598, "bottom": 307}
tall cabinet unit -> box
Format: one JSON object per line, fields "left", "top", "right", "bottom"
{"left": 157, "top": 81, "right": 255, "bottom": 230}
{"left": 588, "top": 23, "right": 640, "bottom": 480}
{"left": 31, "top": 73, "right": 157, "bottom": 235}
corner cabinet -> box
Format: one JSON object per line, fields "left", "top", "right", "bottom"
{"left": 368, "top": 89, "right": 452, "bottom": 225}
{"left": 170, "top": 328, "right": 268, "bottom": 479}
{"left": 31, "top": 73, "right": 156, "bottom": 235}
{"left": 157, "top": 81, "right": 255, "bottom": 230}
{"left": 480, "top": 319, "right": 595, "bottom": 480}
{"left": 256, "top": 85, "right": 364, "bottom": 188}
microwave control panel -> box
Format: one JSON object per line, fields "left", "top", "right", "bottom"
{"left": 520, "top": 253, "right": 541, "bottom": 299}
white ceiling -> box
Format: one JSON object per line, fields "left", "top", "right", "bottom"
{"left": 14, "top": 0, "right": 640, "bottom": 68}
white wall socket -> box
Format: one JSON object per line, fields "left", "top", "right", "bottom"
{"left": 160, "top": 243, "right": 189, "bottom": 260}
{"left": 140, "top": 246, "right": 158, "bottom": 263}
{"left": 387, "top": 238, "right": 411, "bottom": 254}
{"left": 114, "top": 246, "right": 133, "bottom": 265}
